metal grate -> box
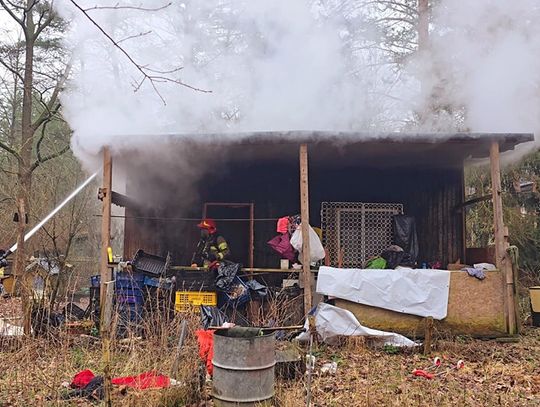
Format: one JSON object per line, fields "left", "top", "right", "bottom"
{"left": 321, "top": 202, "right": 403, "bottom": 268}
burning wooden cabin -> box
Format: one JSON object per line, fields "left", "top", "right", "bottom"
{"left": 97, "top": 131, "right": 533, "bottom": 338}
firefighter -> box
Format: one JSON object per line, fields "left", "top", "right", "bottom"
{"left": 190, "top": 219, "right": 230, "bottom": 267}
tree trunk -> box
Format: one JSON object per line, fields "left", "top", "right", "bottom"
{"left": 418, "top": 0, "right": 429, "bottom": 53}
{"left": 14, "top": 1, "right": 36, "bottom": 335}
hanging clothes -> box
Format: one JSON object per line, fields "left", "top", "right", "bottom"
{"left": 267, "top": 233, "right": 296, "bottom": 262}
{"left": 276, "top": 217, "right": 289, "bottom": 233}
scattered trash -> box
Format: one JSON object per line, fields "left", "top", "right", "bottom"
{"left": 64, "top": 369, "right": 173, "bottom": 399}
{"left": 245, "top": 279, "right": 268, "bottom": 299}
{"left": 200, "top": 305, "right": 228, "bottom": 330}
{"left": 63, "top": 302, "right": 86, "bottom": 321}
{"left": 461, "top": 267, "right": 486, "bottom": 280}
{"left": 297, "top": 303, "right": 417, "bottom": 347}
{"left": 320, "top": 362, "right": 338, "bottom": 375}
{"left": 473, "top": 263, "right": 496, "bottom": 271}
{"left": 412, "top": 357, "right": 464, "bottom": 380}
{"left": 0, "top": 318, "right": 23, "bottom": 336}
{"left": 275, "top": 342, "right": 304, "bottom": 380}
{"left": 215, "top": 261, "right": 241, "bottom": 290}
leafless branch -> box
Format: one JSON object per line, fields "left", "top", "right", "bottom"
{"left": 0, "top": 140, "right": 22, "bottom": 162}
{"left": 83, "top": 2, "right": 172, "bottom": 12}
{"left": 0, "top": 57, "right": 24, "bottom": 82}
{"left": 34, "top": 5, "right": 56, "bottom": 40}
{"left": 117, "top": 30, "right": 152, "bottom": 44}
{"left": 30, "top": 142, "right": 70, "bottom": 172}
{"left": 32, "top": 57, "right": 73, "bottom": 131}
{"left": 69, "top": 0, "right": 211, "bottom": 104}
{"left": 0, "top": 0, "right": 25, "bottom": 28}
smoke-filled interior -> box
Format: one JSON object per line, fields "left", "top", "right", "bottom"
{"left": 113, "top": 132, "right": 532, "bottom": 269}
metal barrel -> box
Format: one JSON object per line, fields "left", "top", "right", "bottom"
{"left": 212, "top": 328, "right": 276, "bottom": 406}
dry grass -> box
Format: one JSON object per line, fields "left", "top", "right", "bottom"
{"left": 276, "top": 328, "right": 540, "bottom": 407}
{"left": 0, "top": 310, "right": 205, "bottom": 406}
{"left": 1, "top": 292, "right": 540, "bottom": 406}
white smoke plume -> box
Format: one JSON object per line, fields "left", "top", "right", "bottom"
{"left": 57, "top": 0, "right": 538, "bottom": 169}
{"left": 412, "top": 0, "right": 540, "bottom": 146}
{"left": 57, "top": 0, "right": 403, "bottom": 164}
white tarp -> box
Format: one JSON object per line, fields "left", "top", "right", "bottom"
{"left": 316, "top": 266, "right": 451, "bottom": 320}
{"left": 297, "top": 303, "right": 416, "bottom": 347}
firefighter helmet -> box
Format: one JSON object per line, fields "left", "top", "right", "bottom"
{"left": 197, "top": 218, "right": 217, "bottom": 234}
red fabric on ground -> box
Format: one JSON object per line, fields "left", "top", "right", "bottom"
{"left": 196, "top": 329, "right": 215, "bottom": 375}
{"left": 70, "top": 370, "right": 170, "bottom": 390}
{"left": 71, "top": 369, "right": 95, "bottom": 388}
{"left": 111, "top": 371, "right": 170, "bottom": 389}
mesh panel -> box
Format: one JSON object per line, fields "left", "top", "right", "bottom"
{"left": 321, "top": 202, "right": 403, "bottom": 267}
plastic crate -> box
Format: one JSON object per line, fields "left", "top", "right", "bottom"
{"left": 143, "top": 275, "right": 172, "bottom": 290}
{"left": 115, "top": 288, "right": 144, "bottom": 305}
{"left": 116, "top": 271, "right": 145, "bottom": 290}
{"left": 175, "top": 291, "right": 217, "bottom": 312}
{"left": 132, "top": 250, "right": 170, "bottom": 276}
{"left": 117, "top": 302, "right": 144, "bottom": 322}
{"left": 175, "top": 269, "right": 216, "bottom": 291}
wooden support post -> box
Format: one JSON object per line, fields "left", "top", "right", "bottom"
{"left": 299, "top": 144, "right": 312, "bottom": 313}
{"left": 490, "top": 141, "right": 517, "bottom": 335}
{"left": 101, "top": 281, "right": 114, "bottom": 406}
{"left": 100, "top": 147, "right": 113, "bottom": 302}
{"left": 423, "top": 316, "right": 433, "bottom": 355}
{"left": 249, "top": 203, "right": 254, "bottom": 269}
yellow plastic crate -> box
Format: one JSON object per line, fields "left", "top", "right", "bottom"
{"left": 175, "top": 291, "right": 217, "bottom": 312}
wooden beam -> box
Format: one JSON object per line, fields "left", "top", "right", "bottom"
{"left": 100, "top": 147, "right": 113, "bottom": 303}
{"left": 490, "top": 141, "right": 517, "bottom": 335}
{"left": 101, "top": 281, "right": 114, "bottom": 406}
{"left": 299, "top": 144, "right": 313, "bottom": 313}
{"left": 423, "top": 316, "right": 433, "bottom": 355}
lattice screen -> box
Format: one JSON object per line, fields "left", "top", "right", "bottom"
{"left": 321, "top": 202, "right": 403, "bottom": 268}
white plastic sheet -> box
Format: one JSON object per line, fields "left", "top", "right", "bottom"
{"left": 297, "top": 303, "right": 416, "bottom": 347}
{"left": 316, "top": 266, "right": 450, "bottom": 320}
{"left": 290, "top": 224, "right": 325, "bottom": 264}
{"left": 0, "top": 319, "right": 24, "bottom": 336}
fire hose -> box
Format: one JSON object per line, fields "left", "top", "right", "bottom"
{"left": 0, "top": 172, "right": 98, "bottom": 267}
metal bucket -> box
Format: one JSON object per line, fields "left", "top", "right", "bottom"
{"left": 212, "top": 327, "right": 275, "bottom": 406}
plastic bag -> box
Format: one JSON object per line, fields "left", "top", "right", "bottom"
{"left": 200, "top": 306, "right": 228, "bottom": 330}
{"left": 393, "top": 215, "right": 419, "bottom": 263}
{"left": 290, "top": 224, "right": 325, "bottom": 264}
{"left": 216, "top": 261, "right": 241, "bottom": 290}
{"left": 245, "top": 279, "right": 268, "bottom": 299}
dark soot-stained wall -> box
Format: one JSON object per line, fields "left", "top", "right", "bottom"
{"left": 123, "top": 148, "right": 465, "bottom": 269}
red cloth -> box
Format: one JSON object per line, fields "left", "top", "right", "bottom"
{"left": 71, "top": 369, "right": 95, "bottom": 388}
{"left": 196, "top": 329, "right": 215, "bottom": 375}
{"left": 70, "top": 370, "right": 170, "bottom": 390}
{"left": 277, "top": 217, "right": 289, "bottom": 233}
{"left": 111, "top": 371, "right": 170, "bottom": 389}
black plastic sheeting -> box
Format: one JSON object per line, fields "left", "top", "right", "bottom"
{"left": 393, "top": 215, "right": 419, "bottom": 263}
{"left": 200, "top": 306, "right": 228, "bottom": 329}
{"left": 215, "top": 261, "right": 241, "bottom": 290}
{"left": 245, "top": 279, "right": 268, "bottom": 299}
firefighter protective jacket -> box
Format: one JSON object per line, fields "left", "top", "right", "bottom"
{"left": 191, "top": 234, "right": 230, "bottom": 266}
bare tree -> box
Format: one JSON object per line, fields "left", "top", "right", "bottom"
{"left": 0, "top": 0, "right": 72, "bottom": 333}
